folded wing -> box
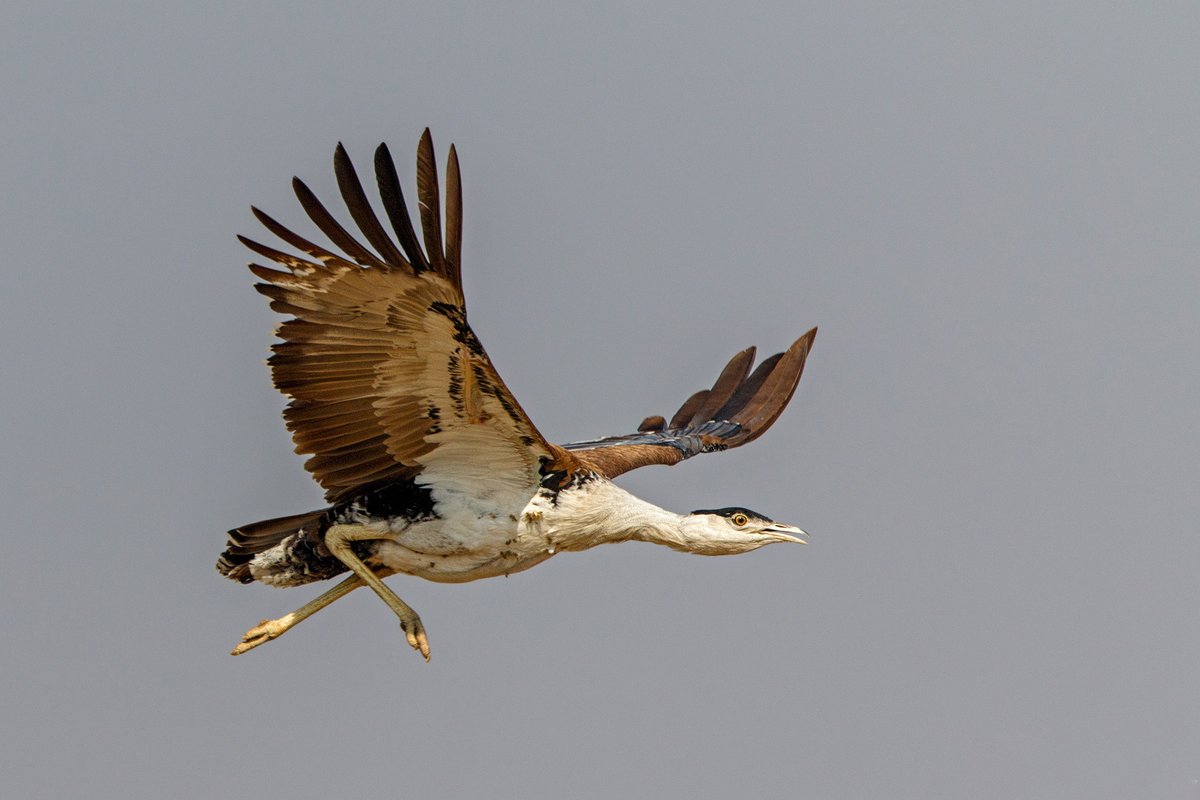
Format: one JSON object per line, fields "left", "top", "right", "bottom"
{"left": 562, "top": 329, "right": 817, "bottom": 478}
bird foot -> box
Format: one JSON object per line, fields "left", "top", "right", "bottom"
{"left": 400, "top": 615, "right": 431, "bottom": 662}
{"left": 231, "top": 615, "right": 294, "bottom": 656}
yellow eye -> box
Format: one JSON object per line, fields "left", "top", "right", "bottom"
{"left": 731, "top": 513, "right": 749, "bottom": 527}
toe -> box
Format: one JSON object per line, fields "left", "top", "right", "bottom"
{"left": 400, "top": 619, "right": 431, "bottom": 661}
{"left": 231, "top": 618, "right": 284, "bottom": 656}
{"left": 231, "top": 634, "right": 265, "bottom": 656}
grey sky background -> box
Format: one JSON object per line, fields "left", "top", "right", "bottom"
{"left": 2, "top": 2, "right": 1198, "bottom": 798}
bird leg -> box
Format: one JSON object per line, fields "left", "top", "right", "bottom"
{"left": 323, "top": 523, "right": 432, "bottom": 661}
{"left": 231, "top": 574, "right": 363, "bottom": 656}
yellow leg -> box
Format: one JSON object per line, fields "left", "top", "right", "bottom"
{"left": 324, "top": 524, "right": 431, "bottom": 661}
{"left": 231, "top": 574, "right": 363, "bottom": 656}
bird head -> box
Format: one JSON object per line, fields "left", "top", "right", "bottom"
{"left": 678, "top": 506, "right": 807, "bottom": 555}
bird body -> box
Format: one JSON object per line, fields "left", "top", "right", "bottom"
{"left": 236, "top": 473, "right": 803, "bottom": 588}
{"left": 220, "top": 130, "right": 816, "bottom": 659}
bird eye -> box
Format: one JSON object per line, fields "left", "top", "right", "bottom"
{"left": 731, "top": 513, "right": 749, "bottom": 527}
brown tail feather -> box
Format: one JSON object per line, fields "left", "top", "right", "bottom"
{"left": 216, "top": 509, "right": 328, "bottom": 583}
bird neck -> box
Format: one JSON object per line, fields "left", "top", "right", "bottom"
{"left": 547, "top": 479, "right": 688, "bottom": 552}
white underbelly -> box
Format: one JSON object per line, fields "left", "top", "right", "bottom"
{"left": 369, "top": 515, "right": 556, "bottom": 583}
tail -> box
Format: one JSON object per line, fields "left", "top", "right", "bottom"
{"left": 217, "top": 509, "right": 339, "bottom": 585}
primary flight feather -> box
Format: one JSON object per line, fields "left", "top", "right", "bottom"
{"left": 220, "top": 130, "right": 817, "bottom": 660}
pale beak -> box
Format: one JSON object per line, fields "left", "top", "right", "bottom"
{"left": 765, "top": 522, "right": 807, "bottom": 544}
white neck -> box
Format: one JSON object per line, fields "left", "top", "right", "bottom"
{"left": 541, "top": 479, "right": 689, "bottom": 553}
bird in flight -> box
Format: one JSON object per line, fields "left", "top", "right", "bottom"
{"left": 219, "top": 130, "right": 818, "bottom": 660}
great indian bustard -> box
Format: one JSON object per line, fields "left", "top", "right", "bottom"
{"left": 219, "top": 130, "right": 818, "bottom": 660}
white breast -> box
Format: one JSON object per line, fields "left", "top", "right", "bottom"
{"left": 369, "top": 486, "right": 553, "bottom": 583}
{"left": 367, "top": 477, "right": 667, "bottom": 583}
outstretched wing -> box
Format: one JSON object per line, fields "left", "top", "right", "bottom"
{"left": 562, "top": 328, "right": 817, "bottom": 479}
{"left": 243, "top": 130, "right": 573, "bottom": 504}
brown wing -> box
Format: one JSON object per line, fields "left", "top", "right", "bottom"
{"left": 242, "top": 130, "right": 573, "bottom": 503}
{"left": 563, "top": 329, "right": 817, "bottom": 479}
